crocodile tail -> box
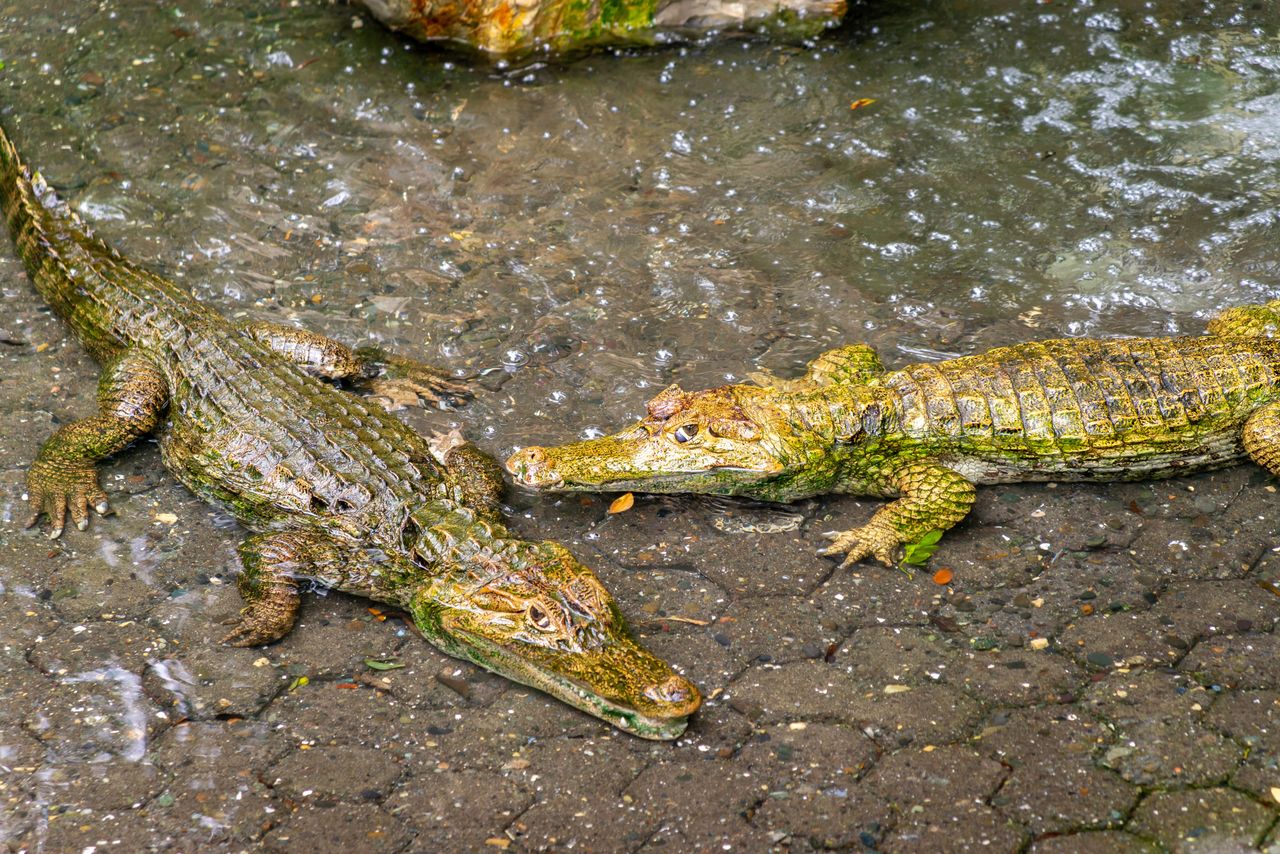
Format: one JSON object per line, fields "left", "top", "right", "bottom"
{"left": 0, "top": 118, "right": 49, "bottom": 261}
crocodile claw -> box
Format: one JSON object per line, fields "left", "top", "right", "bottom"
{"left": 819, "top": 524, "right": 901, "bottom": 569}
{"left": 220, "top": 613, "right": 289, "bottom": 647}
{"left": 24, "top": 460, "right": 110, "bottom": 539}
{"left": 353, "top": 348, "right": 471, "bottom": 411}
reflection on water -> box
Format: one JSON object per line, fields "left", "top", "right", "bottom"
{"left": 2, "top": 0, "right": 1280, "bottom": 844}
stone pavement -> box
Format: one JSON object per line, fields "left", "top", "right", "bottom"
{"left": 3, "top": 272, "right": 1279, "bottom": 850}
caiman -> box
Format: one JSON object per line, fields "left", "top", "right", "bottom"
{"left": 507, "top": 315, "right": 1280, "bottom": 567}
{"left": 1, "top": 120, "right": 699, "bottom": 739}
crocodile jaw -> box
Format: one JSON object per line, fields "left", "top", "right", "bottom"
{"left": 447, "top": 624, "right": 700, "bottom": 739}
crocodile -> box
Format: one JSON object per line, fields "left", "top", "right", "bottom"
{"left": 507, "top": 315, "right": 1280, "bottom": 567}
{"left": 1, "top": 121, "right": 699, "bottom": 739}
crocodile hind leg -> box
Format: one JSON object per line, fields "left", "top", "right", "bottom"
{"left": 222, "top": 529, "right": 356, "bottom": 646}
{"left": 241, "top": 320, "right": 470, "bottom": 410}
{"left": 749, "top": 344, "right": 885, "bottom": 392}
{"left": 429, "top": 429, "right": 506, "bottom": 526}
{"left": 820, "top": 462, "right": 976, "bottom": 569}
{"left": 25, "top": 350, "right": 167, "bottom": 538}
{"left": 1205, "top": 299, "right": 1280, "bottom": 338}
{"left": 1243, "top": 401, "right": 1280, "bottom": 477}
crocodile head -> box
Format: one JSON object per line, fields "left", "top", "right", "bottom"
{"left": 412, "top": 539, "right": 700, "bottom": 739}
{"left": 506, "top": 383, "right": 829, "bottom": 502}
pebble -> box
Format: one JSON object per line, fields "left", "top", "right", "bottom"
{"left": 1086, "top": 652, "right": 1114, "bottom": 668}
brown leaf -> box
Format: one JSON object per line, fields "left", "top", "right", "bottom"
{"left": 608, "top": 493, "right": 635, "bottom": 514}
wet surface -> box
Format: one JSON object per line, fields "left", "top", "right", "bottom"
{"left": 3, "top": 0, "right": 1280, "bottom": 850}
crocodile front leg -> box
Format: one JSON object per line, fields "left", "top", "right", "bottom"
{"left": 222, "top": 529, "right": 355, "bottom": 646}
{"left": 749, "top": 344, "right": 885, "bottom": 392}
{"left": 1243, "top": 400, "right": 1280, "bottom": 476}
{"left": 241, "top": 320, "right": 469, "bottom": 410}
{"left": 25, "top": 350, "right": 168, "bottom": 538}
{"left": 430, "top": 429, "right": 506, "bottom": 526}
{"left": 820, "top": 462, "right": 976, "bottom": 568}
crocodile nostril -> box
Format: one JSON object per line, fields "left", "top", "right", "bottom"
{"left": 644, "top": 674, "right": 694, "bottom": 706}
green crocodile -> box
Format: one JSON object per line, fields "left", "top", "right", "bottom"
{"left": 2, "top": 121, "right": 699, "bottom": 739}
{"left": 507, "top": 315, "right": 1280, "bottom": 567}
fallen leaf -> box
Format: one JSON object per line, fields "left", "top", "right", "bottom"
{"left": 932, "top": 568, "right": 953, "bottom": 585}
{"left": 364, "top": 658, "right": 405, "bottom": 671}
{"left": 850, "top": 98, "right": 877, "bottom": 110}
{"left": 609, "top": 493, "right": 635, "bottom": 514}
{"left": 883, "top": 684, "right": 912, "bottom": 694}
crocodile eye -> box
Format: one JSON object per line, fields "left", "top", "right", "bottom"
{"left": 528, "top": 604, "right": 553, "bottom": 631}
{"left": 673, "top": 423, "right": 699, "bottom": 443}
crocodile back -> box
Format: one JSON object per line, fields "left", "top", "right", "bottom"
{"left": 883, "top": 336, "right": 1280, "bottom": 480}
{"left": 158, "top": 323, "right": 448, "bottom": 543}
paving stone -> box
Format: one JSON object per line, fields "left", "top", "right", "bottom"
{"left": 881, "top": 802, "right": 1029, "bottom": 853}
{"left": 376, "top": 633, "right": 510, "bottom": 711}
{"left": 29, "top": 619, "right": 170, "bottom": 677}
{"left": 13, "top": 807, "right": 163, "bottom": 854}
{"left": 1180, "top": 633, "right": 1280, "bottom": 689}
{"left": 1084, "top": 669, "right": 1242, "bottom": 786}
{"left": 1028, "top": 831, "right": 1160, "bottom": 853}
{"left": 143, "top": 643, "right": 288, "bottom": 719}
{"left": 1206, "top": 689, "right": 1280, "bottom": 800}
{"left": 816, "top": 566, "right": 937, "bottom": 630}
{"left": 38, "top": 759, "right": 167, "bottom": 812}
{"left": 390, "top": 769, "right": 532, "bottom": 851}
{"left": 864, "top": 745, "right": 1005, "bottom": 809}
{"left": 27, "top": 673, "right": 169, "bottom": 765}
{"left": 499, "top": 735, "right": 650, "bottom": 850}
{"left": 632, "top": 622, "right": 740, "bottom": 698}
{"left": 743, "top": 659, "right": 984, "bottom": 748}
{"left": 266, "top": 592, "right": 407, "bottom": 679}
{"left": 737, "top": 723, "right": 884, "bottom": 850}
{"left": 623, "top": 756, "right": 773, "bottom": 850}
{"left": 267, "top": 744, "right": 404, "bottom": 800}
{"left": 146, "top": 720, "right": 287, "bottom": 846}
{"left": 604, "top": 564, "right": 730, "bottom": 624}
{"left": 976, "top": 707, "right": 1136, "bottom": 835}
{"left": 271, "top": 682, "right": 446, "bottom": 756}
{"left": 263, "top": 802, "right": 414, "bottom": 853}
{"left": 0, "top": 591, "right": 62, "bottom": 660}
{"left": 38, "top": 547, "right": 168, "bottom": 623}
{"left": 715, "top": 596, "right": 847, "bottom": 666}
{"left": 0, "top": 659, "right": 52, "bottom": 729}
{"left": 1128, "top": 787, "right": 1276, "bottom": 851}
{"left": 945, "top": 644, "right": 1085, "bottom": 706}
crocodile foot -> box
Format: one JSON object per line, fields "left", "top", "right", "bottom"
{"left": 819, "top": 521, "right": 902, "bottom": 569}
{"left": 24, "top": 459, "right": 111, "bottom": 539}
{"left": 220, "top": 607, "right": 295, "bottom": 647}
{"left": 355, "top": 350, "right": 471, "bottom": 411}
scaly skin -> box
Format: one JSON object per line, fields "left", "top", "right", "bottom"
{"left": 1, "top": 121, "right": 699, "bottom": 739}
{"left": 508, "top": 322, "right": 1280, "bottom": 568}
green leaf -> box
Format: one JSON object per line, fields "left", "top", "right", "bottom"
{"left": 364, "top": 658, "right": 405, "bottom": 671}
{"left": 900, "top": 529, "right": 944, "bottom": 567}
{"left": 287, "top": 675, "right": 309, "bottom": 692}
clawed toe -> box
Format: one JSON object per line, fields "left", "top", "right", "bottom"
{"left": 221, "top": 618, "right": 284, "bottom": 647}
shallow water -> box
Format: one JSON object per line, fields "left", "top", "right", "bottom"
{"left": 3, "top": 0, "right": 1280, "bottom": 848}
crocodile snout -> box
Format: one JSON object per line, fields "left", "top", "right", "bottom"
{"left": 505, "top": 446, "right": 562, "bottom": 488}
{"left": 642, "top": 673, "right": 702, "bottom": 717}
